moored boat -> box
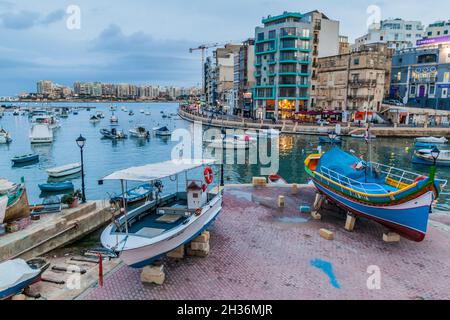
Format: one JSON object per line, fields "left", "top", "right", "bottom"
{"left": 100, "top": 128, "right": 128, "bottom": 140}
{"left": 46, "top": 163, "right": 82, "bottom": 178}
{"left": 268, "top": 174, "right": 288, "bottom": 185}
{"left": 0, "top": 259, "right": 49, "bottom": 300}
{"left": 350, "top": 133, "right": 377, "bottom": 140}
{"left": 111, "top": 183, "right": 154, "bottom": 206}
{"left": 413, "top": 149, "right": 450, "bottom": 167}
{"left": 416, "top": 136, "right": 448, "bottom": 144}
{"left": 38, "top": 181, "right": 74, "bottom": 192}
{"left": 0, "top": 128, "right": 12, "bottom": 144}
{"left": 100, "top": 159, "right": 221, "bottom": 268}
{"left": 30, "top": 124, "right": 53, "bottom": 144}
{"left": 0, "top": 179, "right": 30, "bottom": 224}
{"left": 12, "top": 154, "right": 39, "bottom": 165}
{"left": 304, "top": 147, "right": 447, "bottom": 242}
{"left": 154, "top": 126, "right": 172, "bottom": 137}
{"left": 89, "top": 115, "right": 100, "bottom": 123}
{"left": 129, "top": 126, "right": 150, "bottom": 139}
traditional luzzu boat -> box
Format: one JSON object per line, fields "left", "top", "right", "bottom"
{"left": 100, "top": 159, "right": 222, "bottom": 268}
{"left": 0, "top": 178, "right": 31, "bottom": 224}
{"left": 305, "top": 147, "right": 447, "bottom": 242}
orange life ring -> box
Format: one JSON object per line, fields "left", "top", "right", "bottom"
{"left": 204, "top": 167, "right": 213, "bottom": 185}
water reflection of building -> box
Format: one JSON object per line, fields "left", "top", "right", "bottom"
{"left": 279, "top": 135, "right": 295, "bottom": 154}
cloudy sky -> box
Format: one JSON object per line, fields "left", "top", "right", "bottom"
{"left": 0, "top": 0, "right": 449, "bottom": 95}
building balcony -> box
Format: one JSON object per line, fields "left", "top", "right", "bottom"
{"left": 348, "top": 80, "right": 378, "bottom": 87}
{"left": 255, "top": 38, "right": 277, "bottom": 44}
{"left": 347, "top": 94, "right": 375, "bottom": 100}
{"left": 255, "top": 48, "right": 277, "bottom": 55}
{"left": 411, "top": 77, "right": 437, "bottom": 83}
{"left": 267, "top": 60, "right": 277, "bottom": 65}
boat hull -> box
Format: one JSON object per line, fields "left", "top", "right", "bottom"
{"left": 12, "top": 155, "right": 39, "bottom": 164}
{"left": 412, "top": 154, "right": 450, "bottom": 167}
{"left": 312, "top": 178, "right": 432, "bottom": 242}
{"left": 105, "top": 197, "right": 222, "bottom": 268}
{"left": 39, "top": 182, "right": 74, "bottom": 192}
{"left": 4, "top": 187, "right": 30, "bottom": 223}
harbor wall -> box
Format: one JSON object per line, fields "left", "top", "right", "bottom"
{"left": 179, "top": 109, "right": 450, "bottom": 138}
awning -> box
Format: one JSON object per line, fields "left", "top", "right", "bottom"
{"left": 102, "top": 159, "right": 216, "bottom": 182}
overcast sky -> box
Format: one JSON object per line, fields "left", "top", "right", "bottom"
{"left": 1, "top": 0, "right": 449, "bottom": 95}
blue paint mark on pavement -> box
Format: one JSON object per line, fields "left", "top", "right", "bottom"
{"left": 310, "top": 259, "right": 341, "bottom": 289}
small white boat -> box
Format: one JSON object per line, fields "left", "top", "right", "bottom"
{"left": 129, "top": 126, "right": 150, "bottom": 139}
{"left": 351, "top": 133, "right": 377, "bottom": 140}
{"left": 100, "top": 159, "right": 221, "bottom": 268}
{"left": 30, "top": 124, "right": 53, "bottom": 144}
{"left": 205, "top": 135, "right": 256, "bottom": 150}
{"left": 140, "top": 109, "right": 145, "bottom": 114}
{"left": 89, "top": 115, "right": 100, "bottom": 123}
{"left": 46, "top": 163, "right": 81, "bottom": 178}
{"left": 145, "top": 111, "right": 151, "bottom": 116}
{"left": 0, "top": 259, "right": 49, "bottom": 300}
{"left": 413, "top": 149, "right": 450, "bottom": 167}
{"left": 268, "top": 174, "right": 288, "bottom": 185}
{"left": 0, "top": 128, "right": 12, "bottom": 144}
{"left": 416, "top": 137, "right": 448, "bottom": 144}
{"left": 154, "top": 126, "right": 172, "bottom": 137}
{"left": 110, "top": 113, "right": 119, "bottom": 124}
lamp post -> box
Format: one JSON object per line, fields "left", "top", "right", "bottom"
{"left": 430, "top": 146, "right": 440, "bottom": 180}
{"left": 221, "top": 128, "right": 226, "bottom": 187}
{"left": 76, "top": 135, "right": 87, "bottom": 203}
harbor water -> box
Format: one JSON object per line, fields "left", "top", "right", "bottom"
{"left": 0, "top": 102, "right": 449, "bottom": 211}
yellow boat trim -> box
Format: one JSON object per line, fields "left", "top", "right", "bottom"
{"left": 312, "top": 171, "right": 419, "bottom": 198}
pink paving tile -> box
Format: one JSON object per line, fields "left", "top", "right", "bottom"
{"left": 81, "top": 185, "right": 450, "bottom": 300}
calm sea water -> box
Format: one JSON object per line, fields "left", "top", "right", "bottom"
{"left": 0, "top": 102, "right": 449, "bottom": 211}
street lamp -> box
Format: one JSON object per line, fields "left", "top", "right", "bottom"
{"left": 431, "top": 146, "right": 441, "bottom": 166}
{"left": 76, "top": 134, "right": 87, "bottom": 203}
{"left": 220, "top": 128, "right": 226, "bottom": 187}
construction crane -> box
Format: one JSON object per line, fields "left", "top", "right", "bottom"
{"left": 189, "top": 41, "right": 242, "bottom": 100}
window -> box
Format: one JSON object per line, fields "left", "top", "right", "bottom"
{"left": 281, "top": 28, "right": 296, "bottom": 37}
{"left": 445, "top": 30, "right": 449, "bottom": 35}
{"left": 193, "top": 193, "right": 199, "bottom": 199}
{"left": 354, "top": 58, "right": 360, "bottom": 65}
{"left": 397, "top": 72, "right": 401, "bottom": 81}
{"left": 410, "top": 85, "right": 416, "bottom": 95}
{"left": 257, "top": 33, "right": 265, "bottom": 41}
{"left": 302, "top": 29, "right": 310, "bottom": 38}
{"left": 428, "top": 31, "right": 433, "bottom": 36}
{"left": 429, "top": 84, "right": 436, "bottom": 96}
{"left": 406, "top": 34, "right": 412, "bottom": 38}
{"left": 437, "top": 31, "right": 441, "bottom": 36}
{"left": 417, "top": 54, "right": 437, "bottom": 64}
{"left": 269, "top": 30, "right": 276, "bottom": 39}
{"left": 444, "top": 72, "right": 450, "bottom": 83}
{"left": 442, "top": 88, "right": 448, "bottom": 99}
{"left": 380, "top": 36, "right": 384, "bottom": 41}
{"left": 406, "top": 24, "right": 412, "bottom": 30}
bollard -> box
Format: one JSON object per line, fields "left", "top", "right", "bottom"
{"left": 98, "top": 253, "right": 103, "bottom": 287}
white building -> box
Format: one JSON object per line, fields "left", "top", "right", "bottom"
{"left": 424, "top": 20, "right": 450, "bottom": 39}
{"left": 354, "top": 19, "right": 424, "bottom": 51}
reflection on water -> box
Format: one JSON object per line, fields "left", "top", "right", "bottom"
{"left": 0, "top": 102, "right": 449, "bottom": 211}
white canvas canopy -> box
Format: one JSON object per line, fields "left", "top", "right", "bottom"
{"left": 102, "top": 159, "right": 216, "bottom": 182}
{"left": 0, "top": 259, "right": 40, "bottom": 293}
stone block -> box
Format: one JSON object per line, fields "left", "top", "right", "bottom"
{"left": 319, "top": 229, "right": 334, "bottom": 241}
{"left": 383, "top": 232, "right": 401, "bottom": 243}
{"left": 141, "top": 265, "right": 165, "bottom": 285}
{"left": 252, "top": 177, "right": 267, "bottom": 187}
{"left": 193, "top": 231, "right": 210, "bottom": 243}
{"left": 190, "top": 242, "right": 209, "bottom": 251}
{"left": 187, "top": 243, "right": 210, "bottom": 258}
{"left": 291, "top": 184, "right": 298, "bottom": 195}
{"left": 345, "top": 214, "right": 357, "bottom": 232}
{"left": 167, "top": 245, "right": 185, "bottom": 259}
{"left": 11, "top": 294, "right": 27, "bottom": 300}
{"left": 278, "top": 196, "right": 285, "bottom": 208}
{"left": 311, "top": 211, "right": 322, "bottom": 220}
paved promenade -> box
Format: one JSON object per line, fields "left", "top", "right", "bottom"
{"left": 179, "top": 108, "right": 450, "bottom": 138}
{"left": 81, "top": 185, "right": 450, "bottom": 300}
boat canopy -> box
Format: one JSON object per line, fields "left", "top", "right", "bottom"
{"left": 102, "top": 159, "right": 216, "bottom": 182}
{"left": 0, "top": 259, "right": 39, "bottom": 292}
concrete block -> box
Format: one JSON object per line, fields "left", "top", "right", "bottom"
{"left": 193, "top": 231, "right": 210, "bottom": 243}
{"left": 291, "top": 184, "right": 298, "bottom": 195}
{"left": 167, "top": 245, "right": 185, "bottom": 259}
{"left": 11, "top": 294, "right": 27, "bottom": 300}
{"left": 311, "top": 211, "right": 322, "bottom": 220}
{"left": 345, "top": 214, "right": 357, "bottom": 232}
{"left": 141, "top": 265, "right": 165, "bottom": 285}
{"left": 187, "top": 244, "right": 210, "bottom": 258}
{"left": 252, "top": 177, "right": 267, "bottom": 187}
{"left": 383, "top": 232, "right": 401, "bottom": 243}
{"left": 320, "top": 229, "right": 334, "bottom": 241}
{"left": 278, "top": 196, "right": 285, "bottom": 208}
{"left": 190, "top": 242, "right": 209, "bottom": 251}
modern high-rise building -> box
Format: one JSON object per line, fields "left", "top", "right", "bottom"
{"left": 253, "top": 11, "right": 339, "bottom": 120}
{"left": 354, "top": 19, "right": 424, "bottom": 51}
{"left": 37, "top": 80, "right": 53, "bottom": 95}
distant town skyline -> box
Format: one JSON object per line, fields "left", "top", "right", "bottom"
{"left": 1, "top": 0, "right": 450, "bottom": 95}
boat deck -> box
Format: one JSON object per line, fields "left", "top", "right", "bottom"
{"left": 81, "top": 184, "right": 450, "bottom": 300}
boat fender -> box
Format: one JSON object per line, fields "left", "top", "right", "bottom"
{"left": 414, "top": 176, "right": 427, "bottom": 184}
{"left": 204, "top": 167, "right": 213, "bottom": 185}
{"left": 202, "top": 184, "right": 207, "bottom": 192}
{"left": 195, "top": 208, "right": 202, "bottom": 216}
